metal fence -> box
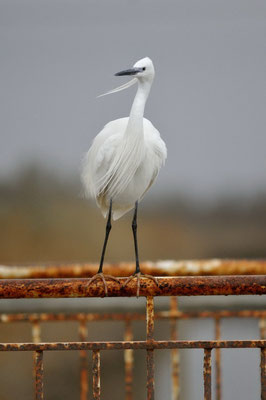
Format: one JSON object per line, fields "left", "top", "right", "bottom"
{"left": 0, "top": 260, "right": 265, "bottom": 400}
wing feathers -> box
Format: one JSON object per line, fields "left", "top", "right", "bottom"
{"left": 82, "top": 118, "right": 167, "bottom": 216}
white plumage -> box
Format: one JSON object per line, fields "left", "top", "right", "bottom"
{"left": 82, "top": 57, "right": 167, "bottom": 220}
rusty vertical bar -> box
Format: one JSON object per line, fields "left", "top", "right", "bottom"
{"left": 124, "top": 320, "right": 134, "bottom": 400}
{"left": 32, "top": 320, "right": 41, "bottom": 343}
{"left": 214, "top": 318, "right": 221, "bottom": 400}
{"left": 170, "top": 297, "right": 180, "bottom": 400}
{"left": 79, "top": 319, "right": 89, "bottom": 400}
{"left": 92, "top": 350, "right": 101, "bottom": 400}
{"left": 261, "top": 348, "right": 266, "bottom": 400}
{"left": 260, "top": 318, "right": 266, "bottom": 340}
{"left": 146, "top": 296, "right": 155, "bottom": 400}
{"left": 260, "top": 319, "right": 266, "bottom": 400}
{"left": 147, "top": 349, "right": 154, "bottom": 400}
{"left": 146, "top": 296, "right": 154, "bottom": 340}
{"left": 32, "top": 320, "right": 42, "bottom": 399}
{"left": 34, "top": 350, "right": 44, "bottom": 400}
{"left": 203, "top": 348, "right": 212, "bottom": 400}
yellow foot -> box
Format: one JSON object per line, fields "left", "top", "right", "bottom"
{"left": 87, "top": 273, "right": 120, "bottom": 296}
{"left": 122, "top": 272, "right": 158, "bottom": 297}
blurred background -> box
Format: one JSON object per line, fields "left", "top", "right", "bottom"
{"left": 0, "top": 0, "right": 265, "bottom": 399}
{"left": 0, "top": 0, "right": 266, "bottom": 263}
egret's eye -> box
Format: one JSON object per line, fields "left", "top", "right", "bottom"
{"left": 142, "top": 67, "right": 146, "bottom": 71}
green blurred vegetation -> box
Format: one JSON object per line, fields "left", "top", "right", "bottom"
{"left": 0, "top": 165, "right": 266, "bottom": 264}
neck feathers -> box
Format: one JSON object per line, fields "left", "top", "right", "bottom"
{"left": 128, "top": 80, "right": 152, "bottom": 125}
{"left": 95, "top": 79, "right": 153, "bottom": 200}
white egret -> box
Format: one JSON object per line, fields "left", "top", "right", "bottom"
{"left": 82, "top": 57, "right": 167, "bottom": 296}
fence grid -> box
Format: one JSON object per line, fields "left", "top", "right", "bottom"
{"left": 0, "top": 260, "right": 265, "bottom": 399}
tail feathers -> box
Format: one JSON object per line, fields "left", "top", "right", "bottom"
{"left": 97, "top": 195, "right": 134, "bottom": 220}
{"left": 112, "top": 205, "right": 134, "bottom": 220}
{"left": 100, "top": 205, "right": 134, "bottom": 221}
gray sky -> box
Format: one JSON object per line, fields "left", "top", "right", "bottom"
{"left": 1, "top": 0, "right": 266, "bottom": 202}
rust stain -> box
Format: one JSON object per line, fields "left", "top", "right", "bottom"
{"left": 203, "top": 348, "right": 212, "bottom": 400}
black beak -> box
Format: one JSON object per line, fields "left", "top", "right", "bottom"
{"left": 115, "top": 67, "right": 143, "bottom": 76}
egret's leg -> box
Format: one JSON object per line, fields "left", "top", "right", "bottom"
{"left": 98, "top": 199, "right": 113, "bottom": 274}
{"left": 87, "top": 199, "right": 119, "bottom": 295}
{"left": 132, "top": 201, "right": 140, "bottom": 274}
{"left": 123, "top": 201, "right": 158, "bottom": 297}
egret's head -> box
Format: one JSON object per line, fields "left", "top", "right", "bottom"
{"left": 98, "top": 57, "right": 154, "bottom": 98}
{"left": 115, "top": 57, "right": 155, "bottom": 81}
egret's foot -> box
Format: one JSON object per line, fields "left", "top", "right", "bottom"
{"left": 87, "top": 273, "right": 120, "bottom": 296}
{"left": 122, "top": 272, "right": 158, "bottom": 297}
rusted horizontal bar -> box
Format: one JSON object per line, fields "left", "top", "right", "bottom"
{"left": 157, "top": 310, "right": 266, "bottom": 320}
{"left": 1, "top": 310, "right": 266, "bottom": 323}
{"left": 0, "top": 275, "right": 265, "bottom": 298}
{"left": 0, "top": 340, "right": 265, "bottom": 352}
{"left": 0, "top": 259, "right": 265, "bottom": 279}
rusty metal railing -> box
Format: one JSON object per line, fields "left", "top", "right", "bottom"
{"left": 0, "top": 259, "right": 265, "bottom": 399}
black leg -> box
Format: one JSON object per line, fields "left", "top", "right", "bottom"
{"left": 87, "top": 198, "right": 119, "bottom": 296}
{"left": 123, "top": 201, "right": 158, "bottom": 297}
{"left": 98, "top": 199, "right": 112, "bottom": 274}
{"left": 132, "top": 201, "right": 140, "bottom": 274}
